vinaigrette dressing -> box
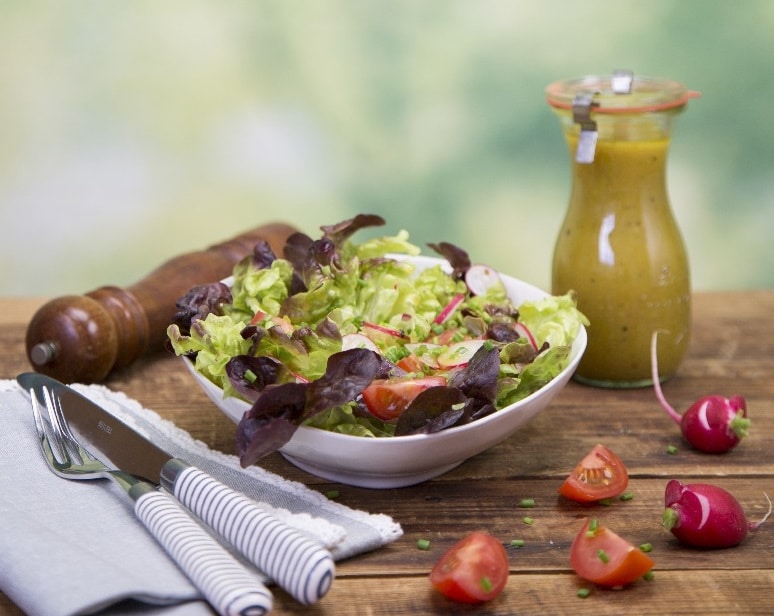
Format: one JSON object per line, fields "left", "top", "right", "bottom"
{"left": 546, "top": 73, "right": 698, "bottom": 387}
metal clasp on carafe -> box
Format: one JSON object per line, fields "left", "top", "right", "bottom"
{"left": 572, "top": 92, "right": 599, "bottom": 164}
{"left": 572, "top": 70, "right": 634, "bottom": 164}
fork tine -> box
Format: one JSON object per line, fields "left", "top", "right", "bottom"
{"left": 31, "top": 389, "right": 67, "bottom": 465}
{"left": 44, "top": 386, "right": 105, "bottom": 469}
{"left": 41, "top": 386, "right": 84, "bottom": 466}
{"left": 29, "top": 389, "right": 46, "bottom": 440}
{"left": 31, "top": 386, "right": 110, "bottom": 479}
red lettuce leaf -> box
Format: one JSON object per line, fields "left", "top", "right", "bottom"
{"left": 394, "top": 387, "right": 468, "bottom": 436}
{"left": 235, "top": 348, "right": 396, "bottom": 465}
{"left": 236, "top": 383, "right": 307, "bottom": 466}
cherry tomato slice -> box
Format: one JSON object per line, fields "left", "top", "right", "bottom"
{"left": 570, "top": 518, "right": 654, "bottom": 587}
{"left": 558, "top": 444, "right": 629, "bottom": 503}
{"left": 396, "top": 354, "right": 426, "bottom": 374}
{"left": 362, "top": 375, "right": 446, "bottom": 421}
{"left": 429, "top": 531, "right": 509, "bottom": 604}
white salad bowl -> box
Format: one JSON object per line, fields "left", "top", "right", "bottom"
{"left": 182, "top": 256, "right": 586, "bottom": 489}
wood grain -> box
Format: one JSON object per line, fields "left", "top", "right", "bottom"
{"left": 2, "top": 291, "right": 773, "bottom": 615}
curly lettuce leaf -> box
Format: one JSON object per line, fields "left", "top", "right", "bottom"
{"left": 354, "top": 229, "right": 421, "bottom": 260}
{"left": 496, "top": 345, "right": 573, "bottom": 408}
{"left": 303, "top": 405, "right": 395, "bottom": 438}
{"left": 167, "top": 314, "right": 252, "bottom": 397}
{"left": 229, "top": 258, "right": 294, "bottom": 320}
{"left": 518, "top": 292, "right": 589, "bottom": 348}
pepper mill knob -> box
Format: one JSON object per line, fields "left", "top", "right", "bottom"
{"left": 25, "top": 222, "right": 297, "bottom": 383}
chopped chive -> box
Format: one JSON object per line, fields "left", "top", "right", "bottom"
{"left": 596, "top": 549, "right": 610, "bottom": 563}
{"left": 577, "top": 588, "right": 592, "bottom": 598}
{"left": 480, "top": 576, "right": 493, "bottom": 592}
{"left": 523, "top": 516, "right": 535, "bottom": 525}
{"left": 643, "top": 570, "right": 655, "bottom": 581}
{"left": 324, "top": 490, "right": 340, "bottom": 500}
{"left": 598, "top": 498, "right": 612, "bottom": 506}
{"left": 519, "top": 498, "right": 536, "bottom": 508}
{"left": 416, "top": 539, "right": 431, "bottom": 551}
{"left": 586, "top": 518, "right": 600, "bottom": 538}
{"left": 620, "top": 492, "right": 635, "bottom": 501}
{"left": 510, "top": 539, "right": 525, "bottom": 548}
{"left": 666, "top": 444, "right": 679, "bottom": 455}
{"left": 639, "top": 542, "right": 653, "bottom": 553}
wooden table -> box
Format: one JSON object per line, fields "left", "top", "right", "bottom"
{"left": 2, "top": 292, "right": 773, "bottom": 615}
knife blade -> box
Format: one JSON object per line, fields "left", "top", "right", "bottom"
{"left": 17, "top": 372, "right": 335, "bottom": 606}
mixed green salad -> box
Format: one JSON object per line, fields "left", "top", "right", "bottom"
{"left": 167, "top": 214, "right": 587, "bottom": 467}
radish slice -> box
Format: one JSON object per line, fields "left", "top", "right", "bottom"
{"left": 465, "top": 264, "right": 501, "bottom": 296}
{"left": 362, "top": 321, "right": 406, "bottom": 338}
{"left": 342, "top": 333, "right": 379, "bottom": 352}
{"left": 249, "top": 310, "right": 267, "bottom": 326}
{"left": 513, "top": 322, "right": 539, "bottom": 351}
{"left": 437, "top": 339, "right": 486, "bottom": 368}
{"left": 434, "top": 293, "right": 466, "bottom": 324}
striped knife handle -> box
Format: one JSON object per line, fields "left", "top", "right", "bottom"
{"left": 131, "top": 485, "right": 273, "bottom": 616}
{"left": 167, "top": 464, "right": 335, "bottom": 605}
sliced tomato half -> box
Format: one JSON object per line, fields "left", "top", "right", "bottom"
{"left": 570, "top": 518, "right": 654, "bottom": 587}
{"left": 430, "top": 531, "right": 509, "bottom": 604}
{"left": 558, "top": 444, "right": 629, "bottom": 503}
{"left": 361, "top": 375, "right": 446, "bottom": 421}
{"left": 395, "top": 354, "right": 427, "bottom": 374}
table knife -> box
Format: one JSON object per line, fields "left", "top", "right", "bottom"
{"left": 16, "top": 372, "right": 335, "bottom": 606}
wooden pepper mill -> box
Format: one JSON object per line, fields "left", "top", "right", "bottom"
{"left": 25, "top": 222, "right": 298, "bottom": 384}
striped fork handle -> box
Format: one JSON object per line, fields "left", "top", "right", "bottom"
{"left": 162, "top": 462, "right": 335, "bottom": 605}
{"left": 130, "top": 484, "right": 273, "bottom": 616}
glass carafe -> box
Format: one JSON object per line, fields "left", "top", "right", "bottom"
{"left": 546, "top": 72, "right": 699, "bottom": 388}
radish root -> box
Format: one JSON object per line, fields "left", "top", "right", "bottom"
{"left": 750, "top": 492, "right": 772, "bottom": 531}
{"left": 651, "top": 330, "right": 682, "bottom": 424}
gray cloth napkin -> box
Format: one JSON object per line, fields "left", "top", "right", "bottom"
{"left": 0, "top": 380, "right": 402, "bottom": 616}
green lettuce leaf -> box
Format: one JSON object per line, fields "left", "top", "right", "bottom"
{"left": 518, "top": 292, "right": 589, "bottom": 348}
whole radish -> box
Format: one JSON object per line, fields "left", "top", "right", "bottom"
{"left": 651, "top": 331, "right": 750, "bottom": 453}
{"left": 662, "top": 480, "right": 771, "bottom": 548}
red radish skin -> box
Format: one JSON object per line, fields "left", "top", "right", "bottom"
{"left": 249, "top": 310, "right": 267, "bottom": 326}
{"left": 662, "top": 480, "right": 771, "bottom": 549}
{"left": 651, "top": 331, "right": 751, "bottom": 453}
{"left": 434, "top": 293, "right": 466, "bottom": 324}
{"left": 513, "top": 322, "right": 539, "bottom": 351}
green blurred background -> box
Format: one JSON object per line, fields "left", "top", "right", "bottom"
{"left": 2, "top": 0, "right": 773, "bottom": 296}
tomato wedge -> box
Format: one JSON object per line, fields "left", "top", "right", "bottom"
{"left": 558, "top": 444, "right": 629, "bottom": 503}
{"left": 362, "top": 375, "right": 446, "bottom": 421}
{"left": 396, "top": 354, "right": 426, "bottom": 374}
{"left": 570, "top": 518, "right": 654, "bottom": 587}
{"left": 430, "top": 531, "right": 509, "bottom": 604}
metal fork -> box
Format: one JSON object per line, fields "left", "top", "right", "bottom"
{"left": 31, "top": 386, "right": 274, "bottom": 616}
